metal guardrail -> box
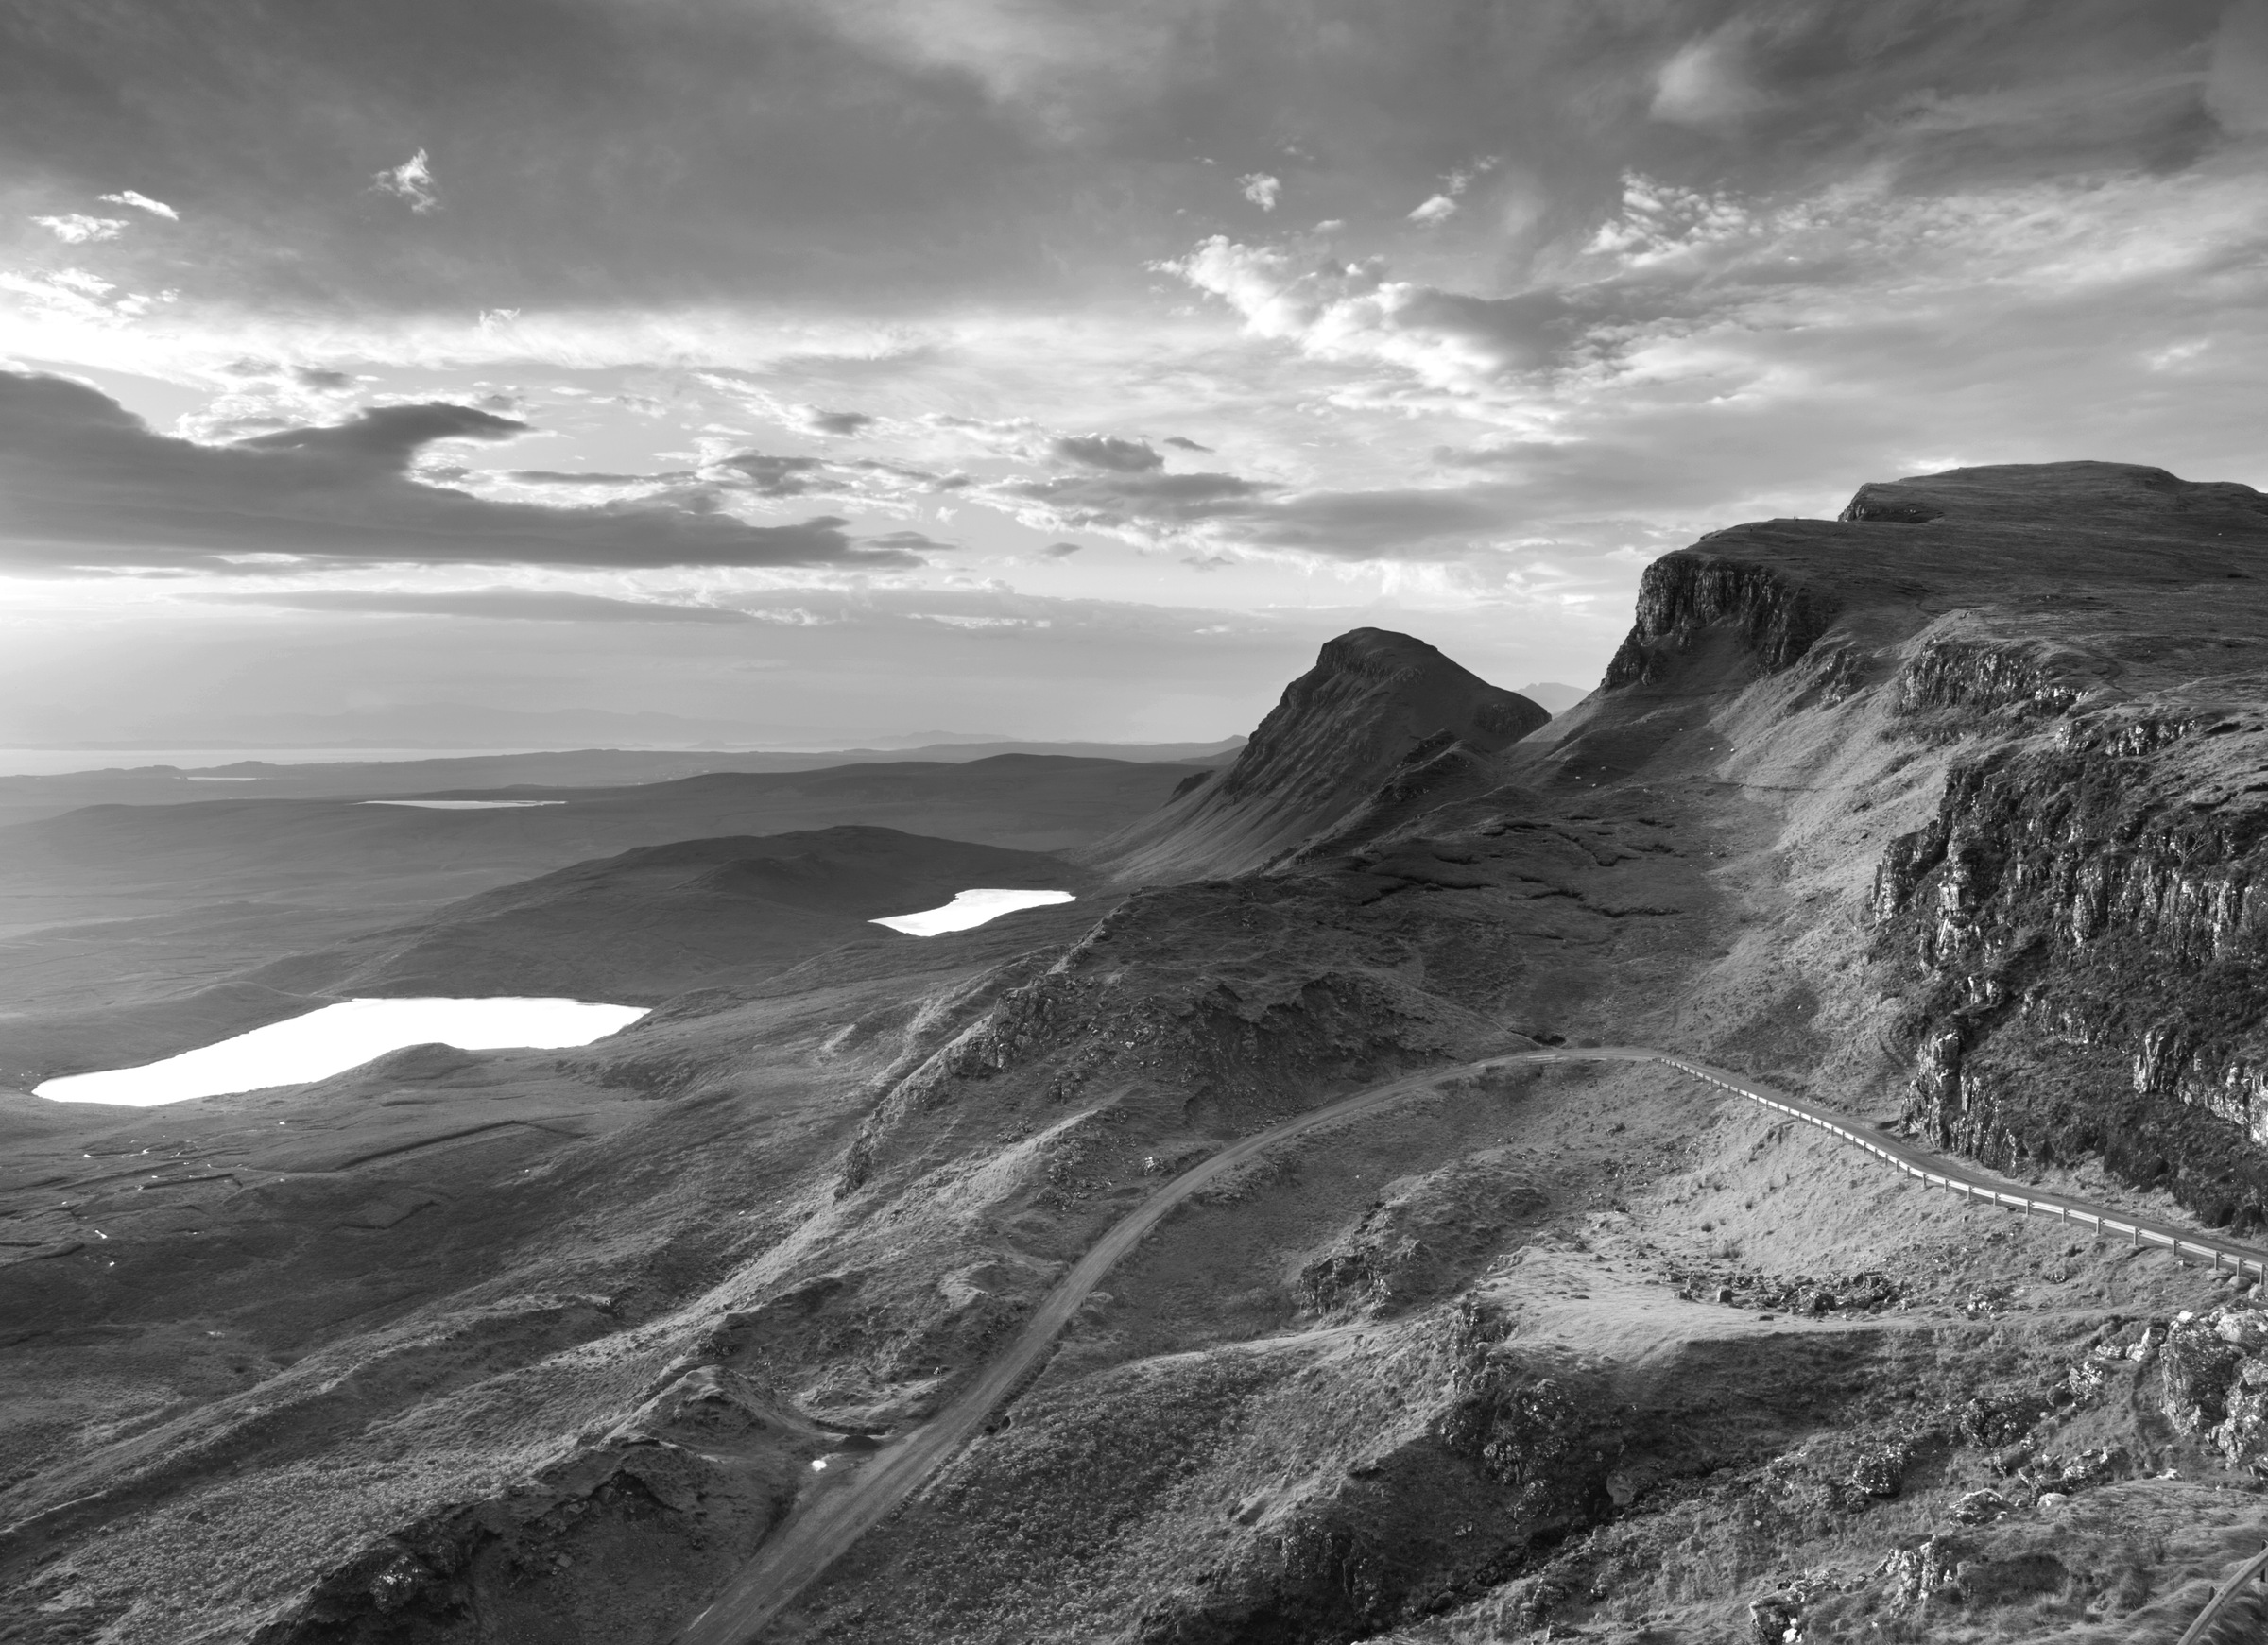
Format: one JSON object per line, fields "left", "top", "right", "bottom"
{"left": 2175, "top": 1541, "right": 2268, "bottom": 1644}
{"left": 1656, "top": 1055, "right": 2268, "bottom": 1283}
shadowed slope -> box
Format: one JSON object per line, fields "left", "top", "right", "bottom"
{"left": 1081, "top": 628, "right": 1547, "bottom": 884}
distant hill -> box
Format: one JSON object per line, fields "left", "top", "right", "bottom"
{"left": 303, "top": 826, "right": 1094, "bottom": 1002}
{"left": 1515, "top": 681, "right": 1589, "bottom": 714}
{"left": 0, "top": 738, "right": 1248, "bottom": 831}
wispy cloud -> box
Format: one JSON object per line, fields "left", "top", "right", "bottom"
{"left": 96, "top": 190, "right": 178, "bottom": 220}
{"left": 1239, "top": 172, "right": 1280, "bottom": 211}
{"left": 1406, "top": 155, "right": 1496, "bottom": 226}
{"left": 1649, "top": 27, "right": 1772, "bottom": 127}
{"left": 30, "top": 214, "right": 127, "bottom": 244}
{"left": 371, "top": 149, "right": 440, "bottom": 214}
{"left": 191, "top": 588, "right": 758, "bottom": 623}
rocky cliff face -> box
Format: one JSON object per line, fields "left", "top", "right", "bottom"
{"left": 1873, "top": 694, "right": 2268, "bottom": 1229}
{"left": 1602, "top": 553, "right": 1839, "bottom": 689}
{"left": 1082, "top": 628, "right": 1546, "bottom": 883}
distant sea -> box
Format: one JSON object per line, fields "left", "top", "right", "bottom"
{"left": 0, "top": 748, "right": 548, "bottom": 778}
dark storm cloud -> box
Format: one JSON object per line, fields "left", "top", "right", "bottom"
{"left": 0, "top": 374, "right": 922, "bottom": 574}
{"left": 192, "top": 588, "right": 756, "bottom": 624}
{"left": 1052, "top": 435, "right": 1164, "bottom": 472}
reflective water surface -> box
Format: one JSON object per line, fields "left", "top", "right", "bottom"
{"left": 34, "top": 997, "right": 648, "bottom": 1106}
{"left": 870, "top": 888, "right": 1074, "bottom": 936}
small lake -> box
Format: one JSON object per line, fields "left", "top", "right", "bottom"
{"left": 34, "top": 997, "right": 648, "bottom": 1106}
{"left": 871, "top": 889, "right": 1074, "bottom": 936}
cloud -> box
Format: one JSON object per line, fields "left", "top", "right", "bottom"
{"left": 504, "top": 469, "right": 696, "bottom": 487}
{"left": 717, "top": 452, "right": 829, "bottom": 496}
{"left": 1237, "top": 486, "right": 1511, "bottom": 557}
{"left": 1406, "top": 156, "right": 1494, "bottom": 226}
{"left": 1052, "top": 433, "right": 1164, "bottom": 472}
{"left": 1161, "top": 436, "right": 1212, "bottom": 453}
{"left": 372, "top": 149, "right": 439, "bottom": 213}
{"left": 1170, "top": 237, "right": 1575, "bottom": 389}
{"left": 801, "top": 407, "right": 875, "bottom": 436}
{"left": 1041, "top": 540, "right": 1082, "bottom": 557}
{"left": 97, "top": 190, "right": 178, "bottom": 220}
{"left": 861, "top": 528, "right": 956, "bottom": 551}
{"left": 235, "top": 401, "right": 530, "bottom": 464}
{"left": 997, "top": 469, "right": 1273, "bottom": 538}
{"left": 31, "top": 214, "right": 127, "bottom": 244}
{"left": 1240, "top": 172, "right": 1281, "bottom": 211}
{"left": 0, "top": 373, "right": 924, "bottom": 574}
{"left": 1650, "top": 28, "right": 1772, "bottom": 127}
{"left": 995, "top": 463, "right": 1521, "bottom": 566}
{"left": 191, "top": 588, "right": 757, "bottom": 624}
{"left": 292, "top": 367, "right": 355, "bottom": 390}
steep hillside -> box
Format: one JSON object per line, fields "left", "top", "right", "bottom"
{"left": 1081, "top": 628, "right": 1547, "bottom": 882}
{"left": 15, "top": 464, "right": 2268, "bottom": 1645}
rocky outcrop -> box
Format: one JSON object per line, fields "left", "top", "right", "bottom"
{"left": 1082, "top": 629, "right": 1546, "bottom": 883}
{"left": 1892, "top": 637, "right": 2099, "bottom": 720}
{"left": 1839, "top": 484, "right": 1944, "bottom": 524}
{"left": 1601, "top": 554, "right": 1837, "bottom": 690}
{"left": 250, "top": 1369, "right": 816, "bottom": 1645}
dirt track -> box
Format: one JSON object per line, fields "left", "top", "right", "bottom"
{"left": 677, "top": 1043, "right": 2268, "bottom": 1644}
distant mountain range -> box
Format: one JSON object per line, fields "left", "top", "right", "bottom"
{"left": 20, "top": 692, "right": 1582, "bottom": 753}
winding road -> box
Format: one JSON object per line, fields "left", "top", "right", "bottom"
{"left": 676, "top": 1045, "right": 2268, "bottom": 1645}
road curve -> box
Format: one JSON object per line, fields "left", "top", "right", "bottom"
{"left": 677, "top": 1045, "right": 2268, "bottom": 1645}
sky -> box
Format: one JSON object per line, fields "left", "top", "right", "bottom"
{"left": 4, "top": 0, "right": 2267, "bottom": 747}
